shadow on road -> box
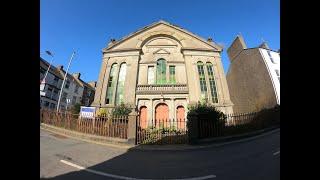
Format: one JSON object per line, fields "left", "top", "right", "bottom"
{"left": 40, "top": 130, "right": 280, "bottom": 180}
{"left": 40, "top": 143, "right": 219, "bottom": 180}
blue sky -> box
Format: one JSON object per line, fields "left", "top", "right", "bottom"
{"left": 41, "top": 0, "right": 279, "bottom": 82}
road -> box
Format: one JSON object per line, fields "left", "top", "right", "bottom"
{"left": 40, "top": 128, "right": 280, "bottom": 180}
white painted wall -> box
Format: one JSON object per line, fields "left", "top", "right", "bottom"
{"left": 260, "top": 49, "right": 280, "bottom": 105}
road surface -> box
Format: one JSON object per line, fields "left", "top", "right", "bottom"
{"left": 40, "top": 128, "right": 280, "bottom": 180}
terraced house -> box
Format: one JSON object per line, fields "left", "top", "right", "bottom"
{"left": 92, "top": 20, "right": 234, "bottom": 127}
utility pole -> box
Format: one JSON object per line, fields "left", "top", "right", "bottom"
{"left": 56, "top": 51, "right": 76, "bottom": 112}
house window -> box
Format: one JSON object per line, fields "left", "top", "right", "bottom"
{"left": 72, "top": 96, "right": 77, "bottom": 105}
{"left": 54, "top": 76, "right": 59, "bottom": 82}
{"left": 156, "top": 59, "right": 166, "bottom": 84}
{"left": 106, "top": 64, "right": 118, "bottom": 104}
{"left": 52, "top": 89, "right": 58, "bottom": 100}
{"left": 206, "top": 62, "right": 218, "bottom": 103}
{"left": 50, "top": 103, "right": 55, "bottom": 109}
{"left": 47, "top": 87, "right": 53, "bottom": 98}
{"left": 169, "top": 66, "right": 176, "bottom": 84}
{"left": 267, "top": 50, "right": 276, "bottom": 64}
{"left": 62, "top": 92, "right": 68, "bottom": 102}
{"left": 275, "top": 69, "right": 280, "bottom": 82}
{"left": 115, "top": 63, "right": 127, "bottom": 105}
{"left": 53, "top": 76, "right": 59, "bottom": 86}
{"left": 40, "top": 67, "right": 45, "bottom": 74}
{"left": 44, "top": 101, "right": 50, "bottom": 107}
{"left": 147, "top": 66, "right": 155, "bottom": 84}
{"left": 74, "top": 85, "right": 79, "bottom": 94}
{"left": 197, "top": 62, "right": 208, "bottom": 101}
{"left": 65, "top": 80, "right": 70, "bottom": 89}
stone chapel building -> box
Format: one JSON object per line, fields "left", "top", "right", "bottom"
{"left": 92, "top": 20, "right": 233, "bottom": 127}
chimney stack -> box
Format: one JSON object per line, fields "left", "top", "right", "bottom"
{"left": 108, "top": 38, "right": 117, "bottom": 47}
{"left": 57, "top": 65, "right": 63, "bottom": 70}
{"left": 207, "top": 37, "right": 213, "bottom": 42}
{"left": 259, "top": 42, "right": 270, "bottom": 50}
{"left": 227, "top": 35, "right": 247, "bottom": 62}
{"left": 72, "top": 73, "right": 81, "bottom": 79}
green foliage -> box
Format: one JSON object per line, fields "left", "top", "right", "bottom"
{"left": 97, "top": 108, "right": 109, "bottom": 117}
{"left": 187, "top": 101, "right": 226, "bottom": 123}
{"left": 187, "top": 102, "right": 226, "bottom": 143}
{"left": 71, "top": 103, "right": 81, "bottom": 114}
{"left": 254, "top": 105, "right": 280, "bottom": 127}
{"left": 112, "top": 103, "right": 132, "bottom": 116}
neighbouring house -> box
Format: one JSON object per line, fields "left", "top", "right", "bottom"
{"left": 40, "top": 57, "right": 64, "bottom": 110}
{"left": 56, "top": 66, "right": 84, "bottom": 111}
{"left": 72, "top": 73, "right": 96, "bottom": 107}
{"left": 226, "top": 35, "right": 280, "bottom": 113}
{"left": 92, "top": 20, "right": 234, "bottom": 127}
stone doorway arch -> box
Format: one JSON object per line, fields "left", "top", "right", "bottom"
{"left": 155, "top": 103, "right": 169, "bottom": 128}
{"left": 139, "top": 106, "right": 148, "bottom": 129}
{"left": 176, "top": 105, "right": 185, "bottom": 129}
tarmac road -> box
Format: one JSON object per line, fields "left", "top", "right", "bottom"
{"left": 40, "top": 128, "right": 280, "bottom": 180}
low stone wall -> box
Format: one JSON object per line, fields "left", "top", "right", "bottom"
{"left": 40, "top": 123, "right": 134, "bottom": 147}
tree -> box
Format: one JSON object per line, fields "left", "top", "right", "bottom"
{"left": 71, "top": 103, "right": 81, "bottom": 114}
{"left": 112, "top": 103, "right": 132, "bottom": 116}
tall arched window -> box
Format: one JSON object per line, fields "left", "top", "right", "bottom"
{"left": 156, "top": 59, "right": 166, "bottom": 84}
{"left": 197, "top": 61, "right": 208, "bottom": 101}
{"left": 115, "top": 63, "right": 127, "bottom": 105}
{"left": 206, "top": 62, "right": 218, "bottom": 103}
{"left": 106, "top": 64, "right": 118, "bottom": 104}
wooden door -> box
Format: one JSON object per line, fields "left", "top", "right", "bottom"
{"left": 155, "top": 103, "right": 169, "bottom": 128}
{"left": 139, "top": 106, "right": 147, "bottom": 129}
{"left": 176, "top": 106, "right": 185, "bottom": 129}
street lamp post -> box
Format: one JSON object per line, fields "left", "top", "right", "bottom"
{"left": 56, "top": 51, "right": 76, "bottom": 112}
{"left": 40, "top": 51, "right": 54, "bottom": 108}
{"left": 41, "top": 51, "right": 54, "bottom": 84}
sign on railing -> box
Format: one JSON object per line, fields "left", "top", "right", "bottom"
{"left": 80, "top": 106, "right": 96, "bottom": 119}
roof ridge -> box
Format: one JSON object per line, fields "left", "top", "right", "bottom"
{"left": 104, "top": 20, "right": 222, "bottom": 51}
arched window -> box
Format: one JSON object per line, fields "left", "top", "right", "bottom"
{"left": 156, "top": 59, "right": 166, "bottom": 84}
{"left": 197, "top": 61, "right": 208, "bottom": 101}
{"left": 206, "top": 62, "right": 218, "bottom": 103}
{"left": 115, "top": 63, "right": 127, "bottom": 105}
{"left": 106, "top": 64, "right": 117, "bottom": 104}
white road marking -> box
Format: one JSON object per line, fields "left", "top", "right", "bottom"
{"left": 273, "top": 151, "right": 280, "bottom": 155}
{"left": 60, "top": 159, "right": 216, "bottom": 180}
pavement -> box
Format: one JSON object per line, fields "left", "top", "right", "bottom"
{"left": 40, "top": 128, "right": 280, "bottom": 180}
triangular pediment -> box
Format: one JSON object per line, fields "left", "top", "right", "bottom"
{"left": 104, "top": 20, "right": 223, "bottom": 52}
{"left": 153, "top": 48, "right": 170, "bottom": 54}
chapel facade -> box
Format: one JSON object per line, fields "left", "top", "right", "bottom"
{"left": 92, "top": 20, "right": 233, "bottom": 127}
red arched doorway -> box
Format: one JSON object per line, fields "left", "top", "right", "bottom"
{"left": 139, "top": 106, "right": 148, "bottom": 129}
{"left": 176, "top": 106, "right": 185, "bottom": 129}
{"left": 155, "top": 103, "right": 169, "bottom": 128}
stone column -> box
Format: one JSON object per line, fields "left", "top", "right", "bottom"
{"left": 183, "top": 55, "right": 199, "bottom": 104}
{"left": 214, "top": 56, "right": 233, "bottom": 113}
{"left": 127, "top": 111, "right": 137, "bottom": 145}
{"left": 92, "top": 57, "right": 108, "bottom": 106}
{"left": 124, "top": 56, "right": 140, "bottom": 106}
{"left": 187, "top": 111, "right": 198, "bottom": 144}
{"left": 100, "top": 64, "right": 112, "bottom": 106}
